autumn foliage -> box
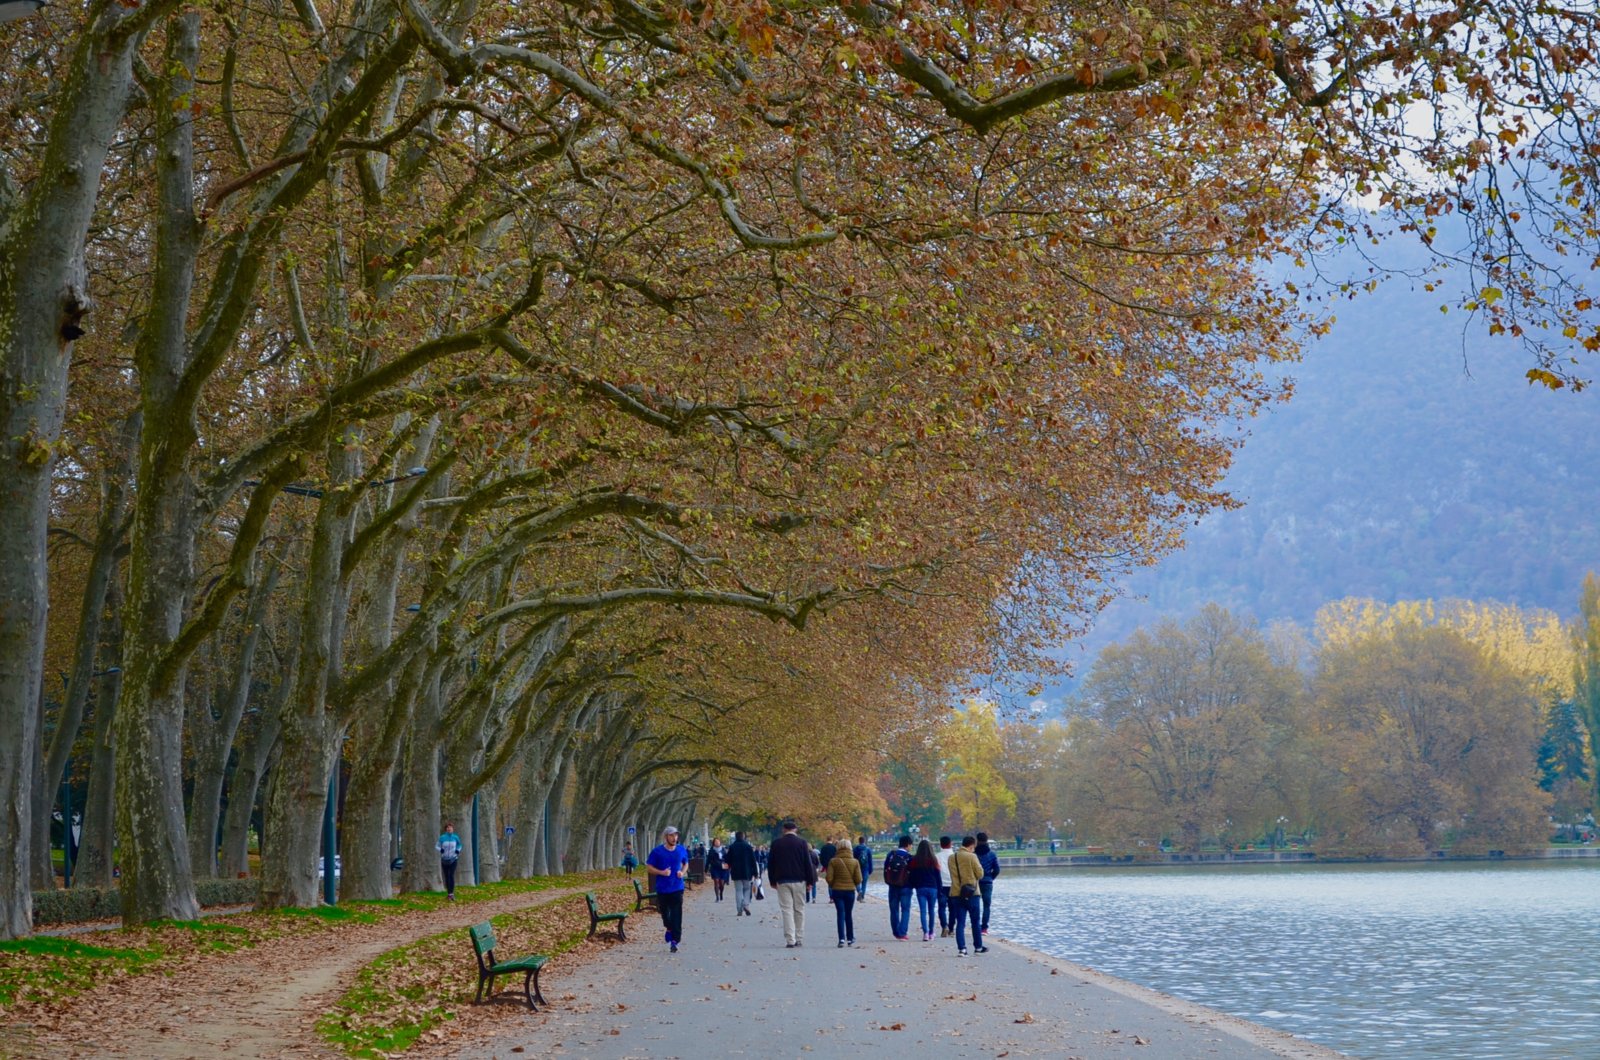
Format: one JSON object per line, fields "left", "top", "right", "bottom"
{"left": 2, "top": 0, "right": 1599, "bottom": 935}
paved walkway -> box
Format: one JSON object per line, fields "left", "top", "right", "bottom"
{"left": 456, "top": 887, "right": 1347, "bottom": 1059}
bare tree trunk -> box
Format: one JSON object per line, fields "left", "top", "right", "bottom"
{"left": 32, "top": 413, "right": 138, "bottom": 890}
{"left": 28, "top": 701, "right": 53, "bottom": 889}
{"left": 188, "top": 558, "right": 278, "bottom": 878}
{"left": 112, "top": 14, "right": 208, "bottom": 926}
{"left": 258, "top": 440, "right": 355, "bottom": 909}
{"left": 218, "top": 638, "right": 293, "bottom": 879}
{"left": 475, "top": 776, "right": 503, "bottom": 883}
{"left": 77, "top": 578, "right": 126, "bottom": 890}
{"left": 399, "top": 664, "right": 444, "bottom": 894}
{"left": 0, "top": 0, "right": 178, "bottom": 940}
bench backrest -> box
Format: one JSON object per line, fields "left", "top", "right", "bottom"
{"left": 470, "top": 921, "right": 497, "bottom": 962}
{"left": 632, "top": 878, "right": 650, "bottom": 897}
{"left": 584, "top": 891, "right": 600, "bottom": 914}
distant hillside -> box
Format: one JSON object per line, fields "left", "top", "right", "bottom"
{"left": 1040, "top": 262, "right": 1600, "bottom": 701}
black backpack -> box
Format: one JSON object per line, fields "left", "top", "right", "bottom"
{"left": 883, "top": 849, "right": 911, "bottom": 887}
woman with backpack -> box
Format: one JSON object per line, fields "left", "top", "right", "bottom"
{"left": 907, "top": 839, "right": 942, "bottom": 941}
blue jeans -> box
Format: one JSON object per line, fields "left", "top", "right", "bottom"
{"left": 953, "top": 893, "right": 982, "bottom": 950}
{"left": 887, "top": 885, "right": 912, "bottom": 937}
{"left": 936, "top": 888, "right": 950, "bottom": 929}
{"left": 831, "top": 890, "right": 856, "bottom": 942}
{"left": 915, "top": 886, "right": 938, "bottom": 935}
{"left": 979, "top": 879, "right": 994, "bottom": 931}
{"left": 857, "top": 876, "right": 869, "bottom": 900}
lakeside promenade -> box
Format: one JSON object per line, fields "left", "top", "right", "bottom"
{"left": 454, "top": 888, "right": 1346, "bottom": 1060}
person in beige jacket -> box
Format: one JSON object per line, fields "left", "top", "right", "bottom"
{"left": 947, "top": 835, "right": 988, "bottom": 955}
{"left": 824, "top": 838, "right": 863, "bottom": 947}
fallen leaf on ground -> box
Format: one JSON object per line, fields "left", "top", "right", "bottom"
{"left": 1014, "top": 1013, "right": 1035, "bottom": 1024}
{"left": 877, "top": 1023, "right": 905, "bottom": 1031}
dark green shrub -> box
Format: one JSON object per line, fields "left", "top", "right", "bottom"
{"left": 31, "top": 879, "right": 258, "bottom": 927}
{"left": 30, "top": 887, "right": 122, "bottom": 926}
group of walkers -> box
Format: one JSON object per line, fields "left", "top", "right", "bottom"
{"left": 881, "top": 831, "right": 1001, "bottom": 954}
{"left": 636, "top": 820, "right": 1001, "bottom": 956}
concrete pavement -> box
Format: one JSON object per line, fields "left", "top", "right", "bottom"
{"left": 459, "top": 886, "right": 1346, "bottom": 1059}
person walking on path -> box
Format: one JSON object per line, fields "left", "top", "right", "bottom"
{"left": 806, "top": 844, "right": 822, "bottom": 903}
{"left": 818, "top": 839, "right": 837, "bottom": 903}
{"left": 907, "top": 839, "right": 942, "bottom": 941}
{"left": 725, "top": 831, "right": 758, "bottom": 915}
{"left": 438, "top": 822, "right": 463, "bottom": 901}
{"left": 646, "top": 825, "right": 690, "bottom": 952}
{"left": 708, "top": 837, "right": 730, "bottom": 902}
{"left": 824, "top": 838, "right": 862, "bottom": 946}
{"left": 767, "top": 820, "right": 816, "bottom": 948}
{"left": 852, "top": 836, "right": 873, "bottom": 901}
{"left": 975, "top": 831, "right": 1002, "bottom": 938}
{"left": 881, "top": 834, "right": 914, "bottom": 940}
{"left": 934, "top": 836, "right": 954, "bottom": 937}
{"left": 621, "top": 842, "right": 638, "bottom": 876}
{"left": 949, "top": 835, "right": 987, "bottom": 955}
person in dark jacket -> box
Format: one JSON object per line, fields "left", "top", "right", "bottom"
{"left": 852, "top": 836, "right": 874, "bottom": 901}
{"left": 725, "top": 832, "right": 758, "bottom": 916}
{"left": 708, "top": 837, "right": 730, "bottom": 901}
{"left": 974, "top": 831, "right": 1002, "bottom": 937}
{"left": 907, "top": 839, "right": 943, "bottom": 941}
{"left": 881, "top": 834, "right": 914, "bottom": 940}
{"left": 767, "top": 821, "right": 817, "bottom": 947}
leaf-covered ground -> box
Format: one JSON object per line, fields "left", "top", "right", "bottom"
{"left": 1, "top": 872, "right": 628, "bottom": 1058}
{"left": 318, "top": 881, "right": 636, "bottom": 1057}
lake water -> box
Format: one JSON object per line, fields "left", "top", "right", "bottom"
{"left": 996, "top": 860, "right": 1600, "bottom": 1059}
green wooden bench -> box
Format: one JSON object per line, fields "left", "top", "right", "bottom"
{"left": 469, "top": 921, "right": 548, "bottom": 1011}
{"left": 632, "top": 877, "right": 660, "bottom": 911}
{"left": 585, "top": 891, "right": 628, "bottom": 940}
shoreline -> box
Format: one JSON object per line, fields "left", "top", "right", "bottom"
{"left": 987, "top": 845, "right": 1600, "bottom": 869}
{"left": 986, "top": 934, "right": 1350, "bottom": 1059}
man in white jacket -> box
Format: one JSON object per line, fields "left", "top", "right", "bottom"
{"left": 933, "top": 835, "right": 955, "bottom": 937}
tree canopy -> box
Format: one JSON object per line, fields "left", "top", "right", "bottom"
{"left": 3, "top": 0, "right": 1598, "bottom": 937}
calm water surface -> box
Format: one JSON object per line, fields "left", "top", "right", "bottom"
{"left": 997, "top": 860, "right": 1600, "bottom": 1059}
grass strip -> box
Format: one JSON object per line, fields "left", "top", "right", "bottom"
{"left": 318, "top": 873, "right": 630, "bottom": 1057}
{"left": 0, "top": 873, "right": 617, "bottom": 1015}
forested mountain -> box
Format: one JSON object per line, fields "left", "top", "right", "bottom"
{"left": 1046, "top": 267, "right": 1600, "bottom": 698}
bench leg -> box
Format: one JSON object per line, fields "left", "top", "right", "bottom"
{"left": 588, "top": 918, "right": 598, "bottom": 938}
{"left": 532, "top": 965, "right": 547, "bottom": 1007}
{"left": 475, "top": 970, "right": 487, "bottom": 1005}
{"left": 479, "top": 971, "right": 496, "bottom": 1004}
{"left": 521, "top": 969, "right": 538, "bottom": 1011}
{"left": 617, "top": 918, "right": 626, "bottom": 942}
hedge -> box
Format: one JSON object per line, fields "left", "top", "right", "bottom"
{"left": 31, "top": 879, "right": 260, "bottom": 927}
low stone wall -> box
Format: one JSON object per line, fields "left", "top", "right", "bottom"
{"left": 1001, "top": 847, "right": 1599, "bottom": 868}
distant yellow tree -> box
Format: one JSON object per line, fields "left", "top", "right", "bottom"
{"left": 943, "top": 700, "right": 1017, "bottom": 834}
{"left": 1315, "top": 598, "right": 1572, "bottom": 699}
{"left": 1310, "top": 621, "right": 1548, "bottom": 855}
